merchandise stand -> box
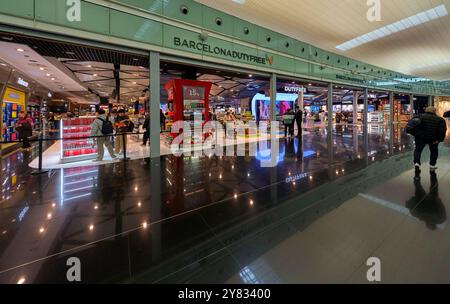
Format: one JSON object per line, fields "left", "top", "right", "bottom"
{"left": 165, "top": 79, "right": 212, "bottom": 147}
{"left": 60, "top": 116, "right": 97, "bottom": 163}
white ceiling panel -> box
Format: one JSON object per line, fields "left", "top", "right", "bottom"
{"left": 195, "top": 0, "right": 450, "bottom": 80}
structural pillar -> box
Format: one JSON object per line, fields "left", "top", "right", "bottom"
{"left": 149, "top": 51, "right": 161, "bottom": 158}
{"left": 363, "top": 88, "right": 369, "bottom": 166}
{"left": 149, "top": 52, "right": 162, "bottom": 261}
{"left": 363, "top": 88, "right": 369, "bottom": 126}
{"left": 409, "top": 94, "right": 414, "bottom": 118}
{"left": 0, "top": 68, "right": 14, "bottom": 158}
{"left": 270, "top": 74, "right": 277, "bottom": 122}
{"left": 389, "top": 91, "right": 394, "bottom": 125}
{"left": 388, "top": 91, "right": 394, "bottom": 156}
{"left": 428, "top": 95, "right": 433, "bottom": 107}
{"left": 269, "top": 74, "right": 278, "bottom": 205}
{"left": 327, "top": 83, "right": 334, "bottom": 178}
{"left": 298, "top": 88, "right": 304, "bottom": 111}
{"left": 352, "top": 91, "right": 358, "bottom": 125}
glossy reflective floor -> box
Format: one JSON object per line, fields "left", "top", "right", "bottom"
{"left": 0, "top": 123, "right": 441, "bottom": 283}
{"left": 225, "top": 153, "right": 450, "bottom": 284}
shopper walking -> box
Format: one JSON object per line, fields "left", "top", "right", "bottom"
{"left": 142, "top": 114, "right": 150, "bottom": 146}
{"left": 283, "top": 109, "right": 295, "bottom": 138}
{"left": 91, "top": 109, "right": 116, "bottom": 161}
{"left": 17, "top": 111, "right": 34, "bottom": 150}
{"left": 410, "top": 106, "right": 447, "bottom": 171}
{"left": 294, "top": 108, "right": 303, "bottom": 138}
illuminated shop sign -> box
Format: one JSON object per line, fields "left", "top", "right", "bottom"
{"left": 17, "top": 78, "right": 29, "bottom": 87}
{"left": 174, "top": 37, "right": 273, "bottom": 65}
{"left": 283, "top": 86, "right": 306, "bottom": 93}
{"left": 183, "top": 86, "right": 205, "bottom": 100}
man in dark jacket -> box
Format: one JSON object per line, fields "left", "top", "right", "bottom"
{"left": 294, "top": 108, "right": 303, "bottom": 138}
{"left": 414, "top": 106, "right": 447, "bottom": 171}
{"left": 142, "top": 114, "right": 150, "bottom": 146}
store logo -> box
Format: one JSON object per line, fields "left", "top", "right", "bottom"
{"left": 174, "top": 37, "right": 269, "bottom": 65}
{"left": 367, "top": 0, "right": 381, "bottom": 22}
{"left": 66, "top": 0, "right": 81, "bottom": 22}
{"left": 366, "top": 257, "right": 381, "bottom": 282}
{"left": 66, "top": 257, "right": 81, "bottom": 282}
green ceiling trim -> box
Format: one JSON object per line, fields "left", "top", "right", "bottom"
{"left": 0, "top": 0, "right": 449, "bottom": 96}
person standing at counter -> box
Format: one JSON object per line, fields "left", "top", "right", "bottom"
{"left": 91, "top": 109, "right": 116, "bottom": 161}
{"left": 17, "top": 111, "right": 34, "bottom": 150}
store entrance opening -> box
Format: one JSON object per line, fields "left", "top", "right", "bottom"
{"left": 0, "top": 32, "right": 150, "bottom": 168}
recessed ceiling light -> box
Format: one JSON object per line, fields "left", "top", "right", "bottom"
{"left": 65, "top": 51, "right": 75, "bottom": 55}
{"left": 51, "top": 78, "right": 55, "bottom": 81}
{"left": 0, "top": 63, "right": 7, "bottom": 66}
{"left": 39, "top": 67, "right": 45, "bottom": 71}
{"left": 133, "top": 82, "right": 137, "bottom": 84}
{"left": 86, "top": 65, "right": 92, "bottom": 68}
{"left": 46, "top": 73, "right": 51, "bottom": 77}
{"left": 93, "top": 74, "right": 97, "bottom": 77}
{"left": 16, "top": 48, "right": 24, "bottom": 52}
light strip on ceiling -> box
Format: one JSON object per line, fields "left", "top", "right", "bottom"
{"left": 336, "top": 4, "right": 448, "bottom": 51}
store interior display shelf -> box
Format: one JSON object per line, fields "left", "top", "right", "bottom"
{"left": 62, "top": 146, "right": 96, "bottom": 151}
{"left": 62, "top": 132, "right": 92, "bottom": 136}
{"left": 63, "top": 124, "right": 93, "bottom": 128}
{"left": 61, "top": 154, "right": 97, "bottom": 163}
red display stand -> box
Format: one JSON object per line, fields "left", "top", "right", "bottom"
{"left": 165, "top": 79, "right": 212, "bottom": 145}
{"left": 60, "top": 117, "right": 97, "bottom": 162}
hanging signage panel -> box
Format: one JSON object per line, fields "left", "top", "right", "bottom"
{"left": 276, "top": 55, "right": 295, "bottom": 73}
{"left": 202, "top": 6, "right": 234, "bottom": 37}
{"left": 334, "top": 72, "right": 366, "bottom": 86}
{"left": 110, "top": 10, "right": 162, "bottom": 45}
{"left": 295, "top": 60, "right": 310, "bottom": 76}
{"left": 309, "top": 64, "right": 323, "bottom": 80}
{"left": 114, "top": 0, "right": 163, "bottom": 15}
{"left": 0, "top": 0, "right": 34, "bottom": 19}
